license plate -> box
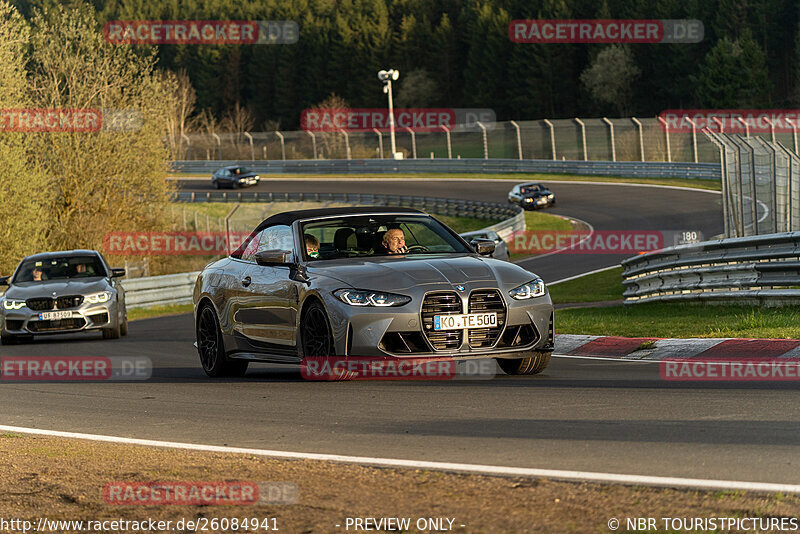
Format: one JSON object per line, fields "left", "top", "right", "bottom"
{"left": 39, "top": 311, "right": 73, "bottom": 321}
{"left": 433, "top": 313, "right": 497, "bottom": 331}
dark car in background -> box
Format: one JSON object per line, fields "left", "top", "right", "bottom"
{"left": 459, "top": 230, "right": 511, "bottom": 261}
{"left": 0, "top": 250, "right": 128, "bottom": 344}
{"left": 212, "top": 166, "right": 260, "bottom": 189}
{"left": 508, "top": 182, "right": 556, "bottom": 210}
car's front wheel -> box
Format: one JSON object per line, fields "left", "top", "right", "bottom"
{"left": 299, "top": 300, "right": 353, "bottom": 380}
{"left": 497, "top": 351, "right": 551, "bottom": 375}
{"left": 196, "top": 303, "right": 248, "bottom": 377}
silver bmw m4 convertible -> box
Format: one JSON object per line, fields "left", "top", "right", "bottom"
{"left": 193, "top": 207, "right": 554, "bottom": 377}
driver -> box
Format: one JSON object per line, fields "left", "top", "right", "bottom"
{"left": 305, "top": 234, "right": 320, "bottom": 258}
{"left": 382, "top": 228, "right": 409, "bottom": 255}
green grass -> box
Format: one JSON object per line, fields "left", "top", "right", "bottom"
{"left": 169, "top": 172, "right": 722, "bottom": 191}
{"left": 548, "top": 267, "right": 624, "bottom": 303}
{"left": 508, "top": 211, "right": 583, "bottom": 261}
{"left": 557, "top": 302, "right": 800, "bottom": 339}
{"left": 128, "top": 303, "right": 193, "bottom": 321}
{"left": 435, "top": 214, "right": 501, "bottom": 233}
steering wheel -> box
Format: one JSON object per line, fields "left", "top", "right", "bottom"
{"left": 405, "top": 245, "right": 429, "bottom": 253}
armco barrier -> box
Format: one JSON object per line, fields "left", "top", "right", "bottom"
{"left": 622, "top": 232, "right": 800, "bottom": 306}
{"left": 120, "top": 271, "right": 200, "bottom": 309}
{"left": 171, "top": 158, "right": 720, "bottom": 180}
{"left": 123, "top": 194, "right": 524, "bottom": 308}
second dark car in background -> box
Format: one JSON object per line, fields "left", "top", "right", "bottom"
{"left": 508, "top": 182, "right": 556, "bottom": 210}
{"left": 211, "top": 166, "right": 261, "bottom": 189}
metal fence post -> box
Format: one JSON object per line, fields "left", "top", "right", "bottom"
{"left": 656, "top": 116, "right": 670, "bottom": 162}
{"left": 306, "top": 130, "right": 317, "bottom": 160}
{"left": 711, "top": 117, "right": 724, "bottom": 133}
{"left": 275, "top": 131, "right": 286, "bottom": 160}
{"left": 441, "top": 125, "right": 452, "bottom": 159}
{"left": 736, "top": 117, "right": 750, "bottom": 138}
{"left": 509, "top": 120, "right": 522, "bottom": 160}
{"left": 686, "top": 118, "right": 698, "bottom": 163}
{"left": 702, "top": 130, "right": 730, "bottom": 237}
{"left": 244, "top": 132, "right": 254, "bottom": 160}
{"left": 476, "top": 121, "right": 489, "bottom": 159}
{"left": 602, "top": 117, "right": 615, "bottom": 162}
{"left": 543, "top": 119, "right": 556, "bottom": 160}
{"left": 405, "top": 127, "right": 417, "bottom": 159}
{"left": 212, "top": 133, "right": 222, "bottom": 160}
{"left": 574, "top": 118, "right": 587, "bottom": 161}
{"left": 340, "top": 129, "right": 351, "bottom": 160}
{"left": 786, "top": 118, "right": 799, "bottom": 154}
{"left": 373, "top": 128, "right": 384, "bottom": 159}
{"left": 181, "top": 133, "right": 191, "bottom": 160}
{"left": 764, "top": 118, "right": 776, "bottom": 144}
{"left": 631, "top": 117, "right": 644, "bottom": 162}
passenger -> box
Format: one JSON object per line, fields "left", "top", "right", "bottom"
{"left": 305, "top": 234, "right": 320, "bottom": 258}
{"left": 75, "top": 263, "right": 87, "bottom": 275}
{"left": 382, "top": 228, "right": 409, "bottom": 255}
{"left": 32, "top": 267, "right": 44, "bottom": 281}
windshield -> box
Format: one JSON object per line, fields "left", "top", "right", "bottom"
{"left": 231, "top": 167, "right": 250, "bottom": 175}
{"left": 520, "top": 184, "right": 543, "bottom": 194}
{"left": 13, "top": 256, "right": 107, "bottom": 283}
{"left": 300, "top": 215, "right": 470, "bottom": 260}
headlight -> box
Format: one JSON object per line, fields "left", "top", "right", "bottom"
{"left": 547, "top": 194, "right": 554, "bottom": 199}
{"left": 524, "top": 198, "right": 533, "bottom": 202}
{"left": 334, "top": 289, "right": 411, "bottom": 307}
{"left": 85, "top": 291, "right": 112, "bottom": 304}
{"left": 509, "top": 279, "right": 546, "bottom": 300}
{"left": 2, "top": 299, "right": 25, "bottom": 310}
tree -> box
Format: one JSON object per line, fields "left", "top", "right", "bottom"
{"left": 580, "top": 45, "right": 640, "bottom": 116}
{"left": 0, "top": 1, "right": 49, "bottom": 273}
{"left": 159, "top": 69, "right": 196, "bottom": 160}
{"left": 396, "top": 69, "right": 438, "bottom": 107}
{"left": 692, "top": 30, "right": 771, "bottom": 108}
{"left": 27, "top": 4, "right": 174, "bottom": 254}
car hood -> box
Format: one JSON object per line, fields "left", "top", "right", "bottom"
{"left": 307, "top": 254, "right": 537, "bottom": 292}
{"left": 233, "top": 172, "right": 259, "bottom": 179}
{"left": 4, "top": 278, "right": 110, "bottom": 299}
{"left": 522, "top": 189, "right": 551, "bottom": 198}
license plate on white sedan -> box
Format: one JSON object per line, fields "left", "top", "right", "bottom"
{"left": 433, "top": 313, "right": 497, "bottom": 331}
{"left": 39, "top": 311, "right": 73, "bottom": 321}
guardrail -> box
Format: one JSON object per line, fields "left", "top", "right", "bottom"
{"left": 621, "top": 232, "right": 800, "bottom": 306}
{"left": 171, "top": 158, "right": 720, "bottom": 180}
{"left": 120, "top": 271, "right": 200, "bottom": 309}
{"left": 124, "top": 193, "right": 524, "bottom": 308}
{"left": 173, "top": 190, "right": 522, "bottom": 230}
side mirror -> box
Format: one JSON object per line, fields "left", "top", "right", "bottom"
{"left": 111, "top": 268, "right": 126, "bottom": 278}
{"left": 0, "top": 276, "right": 8, "bottom": 286}
{"left": 255, "top": 249, "right": 294, "bottom": 266}
{"left": 471, "top": 239, "right": 496, "bottom": 256}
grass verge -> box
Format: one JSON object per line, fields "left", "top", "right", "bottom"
{"left": 128, "top": 303, "right": 193, "bottom": 322}
{"left": 509, "top": 211, "right": 588, "bottom": 261}
{"left": 548, "top": 267, "right": 624, "bottom": 303}
{"left": 170, "top": 172, "right": 722, "bottom": 191}
{"left": 1, "top": 434, "right": 795, "bottom": 533}
{"left": 558, "top": 302, "right": 800, "bottom": 339}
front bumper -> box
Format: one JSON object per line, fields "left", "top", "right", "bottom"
{"left": 326, "top": 289, "right": 553, "bottom": 359}
{"left": 1, "top": 301, "right": 119, "bottom": 336}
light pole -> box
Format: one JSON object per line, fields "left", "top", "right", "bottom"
{"left": 378, "top": 69, "right": 400, "bottom": 159}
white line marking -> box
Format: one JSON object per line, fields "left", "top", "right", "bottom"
{"left": 549, "top": 264, "right": 621, "bottom": 285}
{"left": 0, "top": 424, "right": 797, "bottom": 493}
{"left": 552, "top": 354, "right": 656, "bottom": 363}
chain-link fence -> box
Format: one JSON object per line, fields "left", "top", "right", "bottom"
{"left": 171, "top": 118, "right": 743, "bottom": 163}
{"left": 704, "top": 131, "right": 800, "bottom": 237}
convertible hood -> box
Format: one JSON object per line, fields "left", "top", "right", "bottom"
{"left": 307, "top": 254, "right": 536, "bottom": 292}
{"left": 5, "top": 278, "right": 110, "bottom": 299}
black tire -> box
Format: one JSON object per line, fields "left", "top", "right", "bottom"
{"left": 299, "top": 300, "right": 353, "bottom": 380}
{"left": 102, "top": 320, "right": 121, "bottom": 340}
{"left": 120, "top": 306, "right": 129, "bottom": 336}
{"left": 196, "top": 303, "right": 248, "bottom": 377}
{"left": 497, "top": 352, "right": 551, "bottom": 375}
{"left": 214, "top": 180, "right": 221, "bottom": 190}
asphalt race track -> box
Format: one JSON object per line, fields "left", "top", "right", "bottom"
{"left": 4, "top": 178, "right": 798, "bottom": 487}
